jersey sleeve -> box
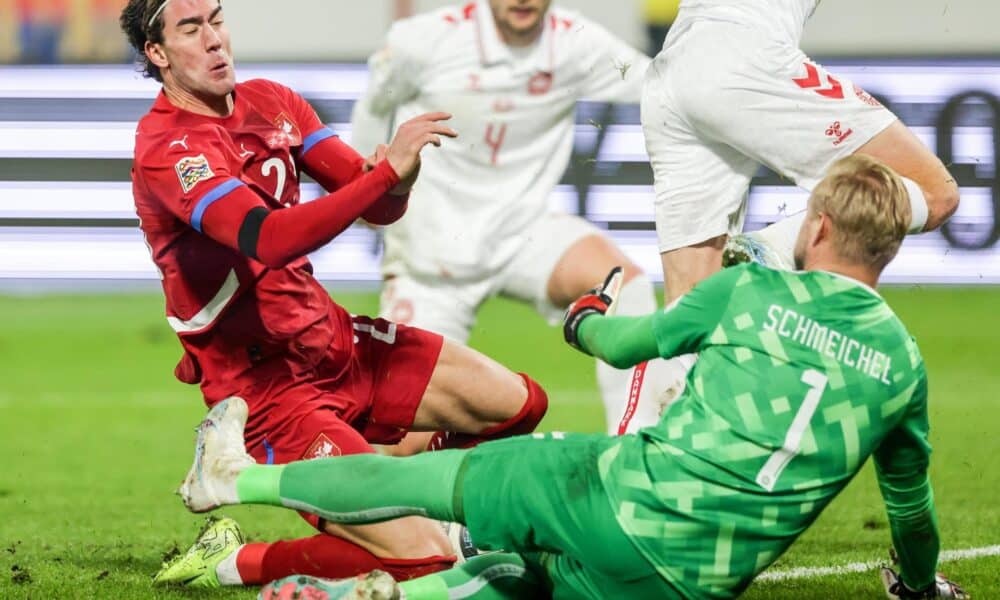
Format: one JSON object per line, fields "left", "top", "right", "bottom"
{"left": 350, "top": 19, "right": 425, "bottom": 154}
{"left": 651, "top": 266, "right": 740, "bottom": 358}
{"left": 569, "top": 15, "right": 651, "bottom": 103}
{"left": 872, "top": 369, "right": 939, "bottom": 591}
{"left": 135, "top": 126, "right": 263, "bottom": 236}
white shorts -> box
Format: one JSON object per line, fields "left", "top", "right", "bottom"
{"left": 379, "top": 213, "right": 601, "bottom": 343}
{"left": 642, "top": 20, "right": 899, "bottom": 253}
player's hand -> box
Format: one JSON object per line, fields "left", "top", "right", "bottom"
{"left": 386, "top": 112, "right": 457, "bottom": 193}
{"left": 364, "top": 144, "right": 411, "bottom": 196}
{"left": 881, "top": 567, "right": 968, "bottom": 598}
{"left": 362, "top": 144, "right": 389, "bottom": 173}
{"left": 563, "top": 266, "right": 624, "bottom": 353}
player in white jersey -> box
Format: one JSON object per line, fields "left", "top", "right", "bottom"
{"left": 639, "top": 0, "right": 959, "bottom": 399}
{"left": 352, "top": 0, "right": 685, "bottom": 436}
{"left": 642, "top": 0, "right": 960, "bottom": 304}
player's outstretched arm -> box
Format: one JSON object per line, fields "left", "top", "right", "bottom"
{"left": 194, "top": 113, "right": 455, "bottom": 269}
{"left": 872, "top": 375, "right": 949, "bottom": 594}
{"left": 563, "top": 267, "right": 660, "bottom": 368}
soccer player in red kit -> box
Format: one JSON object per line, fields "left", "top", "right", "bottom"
{"left": 119, "top": 0, "right": 549, "bottom": 589}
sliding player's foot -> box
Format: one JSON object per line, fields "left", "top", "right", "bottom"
{"left": 179, "top": 396, "right": 255, "bottom": 513}
{"left": 258, "top": 572, "right": 400, "bottom": 600}
{"left": 722, "top": 232, "right": 794, "bottom": 270}
{"left": 153, "top": 516, "right": 244, "bottom": 588}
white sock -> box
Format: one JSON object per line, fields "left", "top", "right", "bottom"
{"left": 596, "top": 276, "right": 696, "bottom": 434}
{"left": 900, "top": 176, "right": 929, "bottom": 233}
{"left": 749, "top": 211, "right": 807, "bottom": 270}
{"left": 215, "top": 545, "right": 244, "bottom": 585}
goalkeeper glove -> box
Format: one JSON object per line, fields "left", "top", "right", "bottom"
{"left": 563, "top": 266, "right": 624, "bottom": 353}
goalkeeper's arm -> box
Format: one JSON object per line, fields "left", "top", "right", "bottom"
{"left": 566, "top": 265, "right": 738, "bottom": 367}
{"left": 873, "top": 374, "right": 941, "bottom": 592}
{"left": 576, "top": 314, "right": 661, "bottom": 369}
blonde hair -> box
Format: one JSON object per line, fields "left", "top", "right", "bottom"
{"left": 808, "top": 155, "right": 911, "bottom": 271}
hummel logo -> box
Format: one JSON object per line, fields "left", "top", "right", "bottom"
{"left": 169, "top": 135, "right": 190, "bottom": 150}
{"left": 825, "top": 121, "right": 853, "bottom": 146}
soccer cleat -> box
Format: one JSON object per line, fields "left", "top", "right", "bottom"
{"left": 722, "top": 233, "right": 795, "bottom": 270}
{"left": 258, "top": 572, "right": 401, "bottom": 600}
{"left": 179, "top": 396, "right": 256, "bottom": 513}
{"left": 153, "top": 516, "right": 245, "bottom": 588}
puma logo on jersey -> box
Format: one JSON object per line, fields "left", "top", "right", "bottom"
{"left": 169, "top": 135, "right": 190, "bottom": 150}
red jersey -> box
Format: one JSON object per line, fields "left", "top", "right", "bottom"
{"left": 132, "top": 79, "right": 399, "bottom": 404}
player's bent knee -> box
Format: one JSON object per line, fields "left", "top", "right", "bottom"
{"left": 484, "top": 373, "right": 547, "bottom": 438}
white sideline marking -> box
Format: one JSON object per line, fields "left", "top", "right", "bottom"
{"left": 757, "top": 545, "right": 1000, "bottom": 583}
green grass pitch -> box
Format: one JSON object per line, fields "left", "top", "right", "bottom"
{"left": 0, "top": 287, "right": 997, "bottom": 598}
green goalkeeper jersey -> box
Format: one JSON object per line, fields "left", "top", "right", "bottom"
{"left": 589, "top": 264, "right": 936, "bottom": 599}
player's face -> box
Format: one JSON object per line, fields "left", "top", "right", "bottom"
{"left": 151, "top": 0, "right": 235, "bottom": 110}
{"left": 489, "top": 0, "right": 552, "bottom": 45}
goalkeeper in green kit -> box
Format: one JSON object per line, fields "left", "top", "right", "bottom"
{"left": 175, "top": 155, "right": 966, "bottom": 599}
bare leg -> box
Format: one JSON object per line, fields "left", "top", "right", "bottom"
{"left": 545, "top": 234, "right": 645, "bottom": 308}
{"left": 660, "top": 234, "right": 728, "bottom": 304}
{"left": 412, "top": 340, "right": 528, "bottom": 433}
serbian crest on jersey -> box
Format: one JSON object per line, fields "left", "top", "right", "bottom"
{"left": 174, "top": 154, "right": 214, "bottom": 193}
{"left": 272, "top": 112, "right": 302, "bottom": 145}
{"left": 303, "top": 433, "right": 342, "bottom": 460}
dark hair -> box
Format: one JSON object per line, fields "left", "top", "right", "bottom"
{"left": 120, "top": 0, "right": 223, "bottom": 82}
{"left": 120, "top": 0, "right": 169, "bottom": 82}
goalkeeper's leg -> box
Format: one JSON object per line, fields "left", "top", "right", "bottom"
{"left": 181, "top": 401, "right": 676, "bottom": 597}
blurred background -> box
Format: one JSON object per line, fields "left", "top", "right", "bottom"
{"left": 1, "top": 0, "right": 999, "bottom": 289}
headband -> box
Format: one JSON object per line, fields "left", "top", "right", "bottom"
{"left": 147, "top": 0, "right": 171, "bottom": 28}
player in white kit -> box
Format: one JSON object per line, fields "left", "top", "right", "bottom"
{"left": 352, "top": 0, "right": 684, "bottom": 436}
{"left": 643, "top": 0, "right": 960, "bottom": 303}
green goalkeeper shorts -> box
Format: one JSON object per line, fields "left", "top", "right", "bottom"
{"left": 458, "top": 432, "right": 686, "bottom": 600}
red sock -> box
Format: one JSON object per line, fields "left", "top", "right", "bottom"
{"left": 380, "top": 556, "right": 457, "bottom": 580}
{"left": 427, "top": 373, "right": 548, "bottom": 451}
{"left": 236, "top": 535, "right": 454, "bottom": 584}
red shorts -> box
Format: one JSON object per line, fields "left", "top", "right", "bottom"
{"left": 240, "top": 314, "right": 442, "bottom": 471}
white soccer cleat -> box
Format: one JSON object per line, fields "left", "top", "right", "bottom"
{"left": 179, "top": 397, "right": 255, "bottom": 513}
{"left": 722, "top": 232, "right": 796, "bottom": 271}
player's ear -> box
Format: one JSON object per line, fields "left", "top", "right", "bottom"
{"left": 145, "top": 40, "right": 169, "bottom": 71}
{"left": 812, "top": 212, "right": 832, "bottom": 247}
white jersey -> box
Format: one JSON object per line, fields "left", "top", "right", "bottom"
{"left": 351, "top": 0, "right": 649, "bottom": 280}
{"left": 671, "top": 0, "right": 819, "bottom": 46}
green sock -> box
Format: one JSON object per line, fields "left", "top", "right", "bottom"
{"left": 267, "top": 450, "right": 468, "bottom": 525}
{"left": 399, "top": 553, "right": 540, "bottom": 600}
{"left": 235, "top": 464, "right": 285, "bottom": 505}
